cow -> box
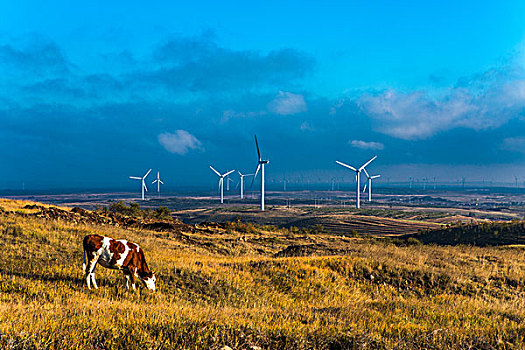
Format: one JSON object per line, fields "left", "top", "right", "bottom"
{"left": 82, "top": 234, "right": 156, "bottom": 291}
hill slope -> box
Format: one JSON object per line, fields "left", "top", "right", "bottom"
{"left": 2, "top": 199, "right": 525, "bottom": 349}
{"left": 412, "top": 220, "right": 525, "bottom": 246}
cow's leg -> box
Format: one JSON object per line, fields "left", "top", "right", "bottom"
{"left": 85, "top": 254, "right": 100, "bottom": 290}
{"left": 82, "top": 249, "right": 87, "bottom": 274}
{"left": 85, "top": 272, "right": 91, "bottom": 290}
{"left": 130, "top": 268, "right": 137, "bottom": 290}
{"left": 123, "top": 271, "right": 131, "bottom": 289}
{"left": 85, "top": 265, "right": 91, "bottom": 290}
{"left": 84, "top": 252, "right": 98, "bottom": 289}
{"left": 91, "top": 270, "right": 98, "bottom": 289}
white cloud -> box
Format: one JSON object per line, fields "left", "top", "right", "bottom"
{"left": 267, "top": 91, "right": 307, "bottom": 115}
{"left": 350, "top": 140, "right": 384, "bottom": 150}
{"left": 329, "top": 98, "right": 346, "bottom": 116}
{"left": 221, "top": 109, "right": 267, "bottom": 122}
{"left": 300, "top": 121, "right": 314, "bottom": 131}
{"left": 502, "top": 137, "right": 525, "bottom": 154}
{"left": 158, "top": 130, "right": 203, "bottom": 155}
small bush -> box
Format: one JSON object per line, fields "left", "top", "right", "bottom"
{"left": 154, "top": 206, "right": 172, "bottom": 220}
{"left": 3, "top": 224, "right": 23, "bottom": 237}
{"left": 108, "top": 201, "right": 141, "bottom": 217}
{"left": 105, "top": 201, "right": 172, "bottom": 220}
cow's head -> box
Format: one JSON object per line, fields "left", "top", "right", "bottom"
{"left": 141, "top": 271, "right": 156, "bottom": 291}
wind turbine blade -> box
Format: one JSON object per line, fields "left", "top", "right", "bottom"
{"left": 152, "top": 179, "right": 158, "bottom": 184}
{"left": 238, "top": 171, "right": 243, "bottom": 176}
{"left": 159, "top": 180, "right": 164, "bottom": 184}
{"left": 250, "top": 164, "right": 261, "bottom": 188}
{"left": 359, "top": 155, "right": 377, "bottom": 171}
{"left": 209, "top": 166, "right": 221, "bottom": 177}
{"left": 336, "top": 161, "right": 357, "bottom": 172}
{"left": 371, "top": 175, "right": 381, "bottom": 179}
{"left": 143, "top": 169, "right": 152, "bottom": 178}
{"left": 219, "top": 178, "right": 223, "bottom": 188}
{"left": 254, "top": 134, "right": 261, "bottom": 161}
{"left": 363, "top": 184, "right": 367, "bottom": 192}
{"left": 129, "top": 176, "right": 141, "bottom": 180}
{"left": 224, "top": 169, "right": 235, "bottom": 177}
{"left": 143, "top": 183, "right": 148, "bottom": 192}
{"left": 362, "top": 168, "right": 370, "bottom": 178}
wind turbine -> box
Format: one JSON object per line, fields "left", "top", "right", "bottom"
{"left": 152, "top": 171, "right": 164, "bottom": 194}
{"left": 129, "top": 169, "right": 152, "bottom": 200}
{"left": 210, "top": 166, "right": 234, "bottom": 204}
{"left": 253, "top": 135, "right": 269, "bottom": 211}
{"left": 238, "top": 171, "right": 254, "bottom": 199}
{"left": 226, "top": 176, "right": 234, "bottom": 191}
{"left": 336, "top": 156, "right": 377, "bottom": 209}
{"left": 362, "top": 168, "right": 381, "bottom": 202}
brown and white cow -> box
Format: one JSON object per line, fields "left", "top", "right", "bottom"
{"left": 82, "top": 234, "right": 156, "bottom": 290}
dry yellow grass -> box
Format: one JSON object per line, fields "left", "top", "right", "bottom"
{"left": 1, "top": 199, "right": 525, "bottom": 349}
{"left": 0, "top": 198, "right": 68, "bottom": 214}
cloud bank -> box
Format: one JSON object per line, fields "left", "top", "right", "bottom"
{"left": 358, "top": 60, "right": 525, "bottom": 140}
{"left": 137, "top": 35, "right": 314, "bottom": 94}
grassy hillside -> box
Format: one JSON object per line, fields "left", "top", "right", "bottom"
{"left": 413, "top": 220, "right": 525, "bottom": 246}
{"left": 1, "top": 199, "right": 525, "bottom": 349}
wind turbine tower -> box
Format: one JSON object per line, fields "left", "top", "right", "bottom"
{"left": 152, "top": 171, "right": 164, "bottom": 195}
{"left": 210, "top": 166, "right": 235, "bottom": 204}
{"left": 362, "top": 168, "right": 381, "bottom": 202}
{"left": 129, "top": 169, "right": 152, "bottom": 200}
{"left": 336, "top": 156, "right": 377, "bottom": 209}
{"left": 253, "top": 135, "right": 269, "bottom": 211}
{"left": 238, "top": 171, "right": 254, "bottom": 199}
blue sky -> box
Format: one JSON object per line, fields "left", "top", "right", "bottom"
{"left": 1, "top": 1, "right": 525, "bottom": 189}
